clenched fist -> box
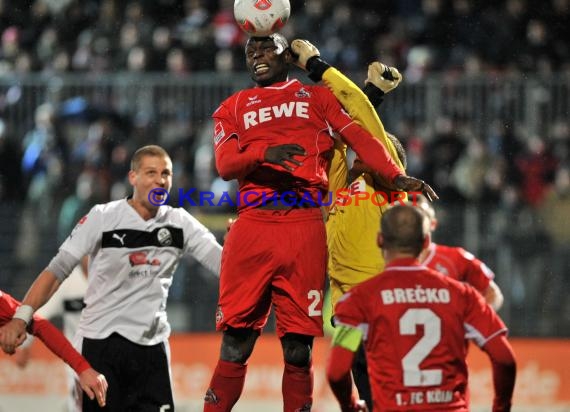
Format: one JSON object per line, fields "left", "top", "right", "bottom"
{"left": 366, "top": 62, "right": 402, "bottom": 94}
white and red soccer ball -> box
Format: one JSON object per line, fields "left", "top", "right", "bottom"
{"left": 234, "top": 0, "right": 291, "bottom": 37}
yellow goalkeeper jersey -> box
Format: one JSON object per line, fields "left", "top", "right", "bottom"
{"left": 321, "top": 67, "right": 405, "bottom": 308}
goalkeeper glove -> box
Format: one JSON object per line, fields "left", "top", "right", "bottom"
{"left": 291, "top": 39, "right": 331, "bottom": 82}
{"left": 365, "top": 62, "right": 402, "bottom": 93}
{"left": 341, "top": 398, "right": 369, "bottom": 412}
{"left": 291, "top": 39, "right": 319, "bottom": 69}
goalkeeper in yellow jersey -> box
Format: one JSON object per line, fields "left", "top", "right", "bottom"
{"left": 292, "top": 39, "right": 435, "bottom": 411}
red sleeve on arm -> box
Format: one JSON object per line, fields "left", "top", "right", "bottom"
{"left": 483, "top": 334, "right": 517, "bottom": 412}
{"left": 214, "top": 137, "right": 267, "bottom": 181}
{"left": 30, "top": 315, "right": 91, "bottom": 374}
{"left": 327, "top": 345, "right": 358, "bottom": 411}
{"left": 338, "top": 123, "right": 402, "bottom": 183}
{"left": 463, "top": 255, "right": 493, "bottom": 292}
{"left": 0, "top": 291, "right": 18, "bottom": 323}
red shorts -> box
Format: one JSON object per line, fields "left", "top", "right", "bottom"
{"left": 216, "top": 208, "right": 327, "bottom": 338}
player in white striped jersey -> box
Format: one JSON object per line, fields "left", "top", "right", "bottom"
{"left": 0, "top": 145, "right": 222, "bottom": 411}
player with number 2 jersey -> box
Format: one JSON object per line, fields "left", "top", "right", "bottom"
{"left": 328, "top": 205, "right": 516, "bottom": 412}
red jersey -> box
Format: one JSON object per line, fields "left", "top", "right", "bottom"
{"left": 213, "top": 79, "right": 402, "bottom": 212}
{"left": 422, "top": 243, "right": 494, "bottom": 293}
{"left": 0, "top": 290, "right": 90, "bottom": 374}
{"left": 334, "top": 258, "right": 507, "bottom": 411}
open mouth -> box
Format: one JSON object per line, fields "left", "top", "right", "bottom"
{"left": 254, "top": 63, "right": 270, "bottom": 75}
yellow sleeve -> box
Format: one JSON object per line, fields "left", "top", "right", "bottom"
{"left": 322, "top": 67, "right": 405, "bottom": 172}
{"left": 328, "top": 139, "right": 348, "bottom": 198}
{"left": 331, "top": 324, "right": 363, "bottom": 352}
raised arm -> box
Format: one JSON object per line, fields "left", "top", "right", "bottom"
{"left": 292, "top": 39, "right": 404, "bottom": 172}
{"left": 292, "top": 39, "right": 437, "bottom": 201}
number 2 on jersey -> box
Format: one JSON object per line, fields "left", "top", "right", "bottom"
{"left": 399, "top": 308, "right": 442, "bottom": 386}
{"left": 307, "top": 289, "right": 322, "bottom": 316}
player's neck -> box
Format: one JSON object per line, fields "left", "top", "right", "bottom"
{"left": 128, "top": 198, "right": 159, "bottom": 220}
{"left": 383, "top": 250, "right": 420, "bottom": 264}
{"left": 417, "top": 242, "right": 434, "bottom": 262}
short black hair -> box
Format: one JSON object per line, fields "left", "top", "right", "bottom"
{"left": 386, "top": 132, "right": 407, "bottom": 169}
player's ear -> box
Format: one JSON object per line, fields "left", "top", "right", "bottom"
{"left": 128, "top": 169, "right": 137, "bottom": 186}
{"left": 377, "top": 232, "right": 384, "bottom": 249}
{"left": 284, "top": 48, "right": 295, "bottom": 64}
{"left": 431, "top": 218, "right": 438, "bottom": 232}
{"left": 422, "top": 233, "right": 431, "bottom": 250}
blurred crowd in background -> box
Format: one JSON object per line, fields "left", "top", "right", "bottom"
{"left": 1, "top": 0, "right": 570, "bottom": 76}
{"left": 0, "top": 0, "right": 569, "bottom": 336}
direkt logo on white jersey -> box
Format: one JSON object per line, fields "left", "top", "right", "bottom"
{"left": 101, "top": 227, "right": 183, "bottom": 277}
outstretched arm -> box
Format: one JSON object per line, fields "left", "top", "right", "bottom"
{"left": 0, "top": 270, "right": 62, "bottom": 354}
{"left": 338, "top": 123, "right": 438, "bottom": 200}
{"left": 292, "top": 39, "right": 404, "bottom": 171}
{"left": 0, "top": 291, "right": 107, "bottom": 407}
{"left": 292, "top": 39, "right": 437, "bottom": 201}
{"left": 32, "top": 316, "right": 108, "bottom": 407}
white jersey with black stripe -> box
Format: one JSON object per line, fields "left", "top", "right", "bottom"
{"left": 59, "top": 198, "right": 222, "bottom": 345}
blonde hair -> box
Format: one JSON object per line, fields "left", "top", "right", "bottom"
{"left": 130, "top": 145, "right": 170, "bottom": 171}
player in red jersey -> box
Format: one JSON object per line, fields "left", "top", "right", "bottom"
{"left": 204, "top": 33, "right": 437, "bottom": 412}
{"left": 328, "top": 205, "right": 516, "bottom": 412}
{"left": 0, "top": 289, "right": 107, "bottom": 407}
{"left": 415, "top": 194, "right": 504, "bottom": 310}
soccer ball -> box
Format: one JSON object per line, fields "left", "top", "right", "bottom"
{"left": 234, "top": 0, "right": 291, "bottom": 37}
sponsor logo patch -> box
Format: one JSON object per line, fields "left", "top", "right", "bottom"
{"left": 157, "top": 228, "right": 172, "bottom": 246}
{"left": 214, "top": 122, "right": 225, "bottom": 144}
{"left": 129, "top": 251, "right": 160, "bottom": 267}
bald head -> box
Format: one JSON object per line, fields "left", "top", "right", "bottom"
{"left": 380, "top": 205, "right": 429, "bottom": 256}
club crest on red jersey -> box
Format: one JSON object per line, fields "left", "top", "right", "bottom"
{"left": 295, "top": 88, "right": 311, "bottom": 98}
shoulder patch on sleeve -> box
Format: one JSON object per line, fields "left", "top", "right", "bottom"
{"left": 214, "top": 121, "right": 225, "bottom": 144}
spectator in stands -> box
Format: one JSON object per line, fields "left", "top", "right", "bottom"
{"left": 0, "top": 118, "right": 23, "bottom": 202}
{"left": 515, "top": 136, "right": 558, "bottom": 207}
